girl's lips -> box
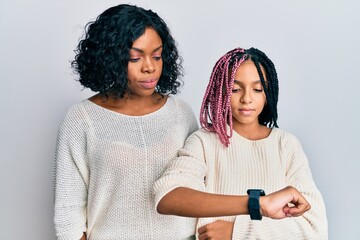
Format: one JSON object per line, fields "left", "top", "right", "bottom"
{"left": 139, "top": 79, "right": 158, "bottom": 89}
{"left": 239, "top": 108, "right": 254, "bottom": 115}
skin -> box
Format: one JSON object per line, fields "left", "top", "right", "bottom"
{"left": 231, "top": 60, "right": 271, "bottom": 140}
{"left": 158, "top": 186, "right": 310, "bottom": 239}
{"left": 82, "top": 27, "right": 165, "bottom": 240}
{"left": 89, "top": 27, "right": 166, "bottom": 116}
{"left": 80, "top": 233, "right": 86, "bottom": 240}
{"left": 157, "top": 60, "right": 311, "bottom": 239}
{"left": 198, "top": 220, "right": 233, "bottom": 240}
{"left": 199, "top": 60, "right": 275, "bottom": 239}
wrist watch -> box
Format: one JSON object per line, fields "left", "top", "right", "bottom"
{"left": 247, "top": 189, "right": 266, "bottom": 220}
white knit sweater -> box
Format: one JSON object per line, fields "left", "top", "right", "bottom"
{"left": 54, "top": 96, "right": 198, "bottom": 240}
{"left": 154, "top": 128, "right": 328, "bottom": 240}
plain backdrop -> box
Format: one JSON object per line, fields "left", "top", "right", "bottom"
{"left": 1, "top": 0, "right": 359, "bottom": 239}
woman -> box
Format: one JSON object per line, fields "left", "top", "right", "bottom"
{"left": 53, "top": 4, "right": 198, "bottom": 239}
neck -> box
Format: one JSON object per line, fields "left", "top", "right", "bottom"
{"left": 89, "top": 92, "right": 167, "bottom": 116}
{"left": 232, "top": 121, "right": 270, "bottom": 140}
{"left": 123, "top": 92, "right": 164, "bottom": 103}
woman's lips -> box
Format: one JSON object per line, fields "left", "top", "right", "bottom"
{"left": 139, "top": 79, "right": 158, "bottom": 89}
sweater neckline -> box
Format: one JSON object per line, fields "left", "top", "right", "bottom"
{"left": 84, "top": 96, "right": 172, "bottom": 118}
{"left": 232, "top": 127, "right": 277, "bottom": 144}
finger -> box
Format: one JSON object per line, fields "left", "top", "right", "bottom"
{"left": 198, "top": 231, "right": 210, "bottom": 240}
{"left": 287, "top": 207, "right": 305, "bottom": 215}
{"left": 286, "top": 203, "right": 311, "bottom": 216}
{"left": 198, "top": 225, "right": 207, "bottom": 234}
{"left": 198, "top": 233, "right": 205, "bottom": 240}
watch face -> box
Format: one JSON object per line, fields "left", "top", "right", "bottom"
{"left": 247, "top": 189, "right": 266, "bottom": 196}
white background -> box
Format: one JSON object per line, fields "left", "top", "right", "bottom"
{"left": 1, "top": 0, "right": 359, "bottom": 239}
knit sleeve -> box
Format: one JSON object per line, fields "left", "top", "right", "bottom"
{"left": 232, "top": 132, "right": 328, "bottom": 240}
{"left": 53, "top": 105, "right": 90, "bottom": 240}
{"left": 153, "top": 131, "right": 206, "bottom": 209}
{"left": 283, "top": 134, "right": 328, "bottom": 239}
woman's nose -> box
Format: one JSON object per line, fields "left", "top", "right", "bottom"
{"left": 142, "top": 58, "right": 155, "bottom": 73}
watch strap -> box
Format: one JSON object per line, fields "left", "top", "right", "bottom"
{"left": 247, "top": 189, "right": 265, "bottom": 220}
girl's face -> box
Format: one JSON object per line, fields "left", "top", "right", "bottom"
{"left": 230, "top": 60, "right": 267, "bottom": 128}
{"left": 127, "top": 27, "right": 163, "bottom": 97}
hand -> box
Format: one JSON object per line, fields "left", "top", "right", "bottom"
{"left": 197, "top": 220, "right": 234, "bottom": 240}
{"left": 260, "top": 186, "right": 311, "bottom": 219}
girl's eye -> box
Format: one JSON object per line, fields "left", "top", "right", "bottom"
{"left": 254, "top": 89, "right": 263, "bottom": 93}
{"left": 232, "top": 88, "right": 241, "bottom": 93}
{"left": 153, "top": 56, "right": 162, "bottom": 61}
{"left": 129, "top": 58, "right": 140, "bottom": 63}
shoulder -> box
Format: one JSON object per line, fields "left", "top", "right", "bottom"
{"left": 187, "top": 128, "right": 218, "bottom": 144}
{"left": 64, "top": 100, "right": 88, "bottom": 116}
{"left": 272, "top": 128, "right": 297, "bottom": 139}
{"left": 169, "top": 96, "right": 194, "bottom": 113}
{"left": 58, "top": 100, "right": 91, "bottom": 135}
{"left": 194, "top": 128, "right": 215, "bottom": 136}
{"left": 168, "top": 96, "right": 198, "bottom": 129}
{"left": 62, "top": 100, "right": 90, "bottom": 122}
{"left": 271, "top": 128, "right": 302, "bottom": 149}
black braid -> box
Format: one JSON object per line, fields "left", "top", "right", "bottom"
{"left": 245, "top": 48, "right": 279, "bottom": 128}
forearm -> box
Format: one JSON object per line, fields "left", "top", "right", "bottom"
{"left": 158, "top": 186, "right": 310, "bottom": 220}
{"left": 157, "top": 187, "right": 249, "bottom": 217}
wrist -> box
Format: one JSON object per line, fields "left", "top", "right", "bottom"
{"left": 247, "top": 189, "right": 266, "bottom": 220}
{"left": 259, "top": 195, "right": 266, "bottom": 217}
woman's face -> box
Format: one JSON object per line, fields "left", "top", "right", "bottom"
{"left": 127, "top": 27, "right": 163, "bottom": 97}
{"left": 230, "top": 60, "right": 267, "bottom": 128}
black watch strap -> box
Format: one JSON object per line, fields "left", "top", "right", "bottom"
{"left": 247, "top": 189, "right": 266, "bottom": 220}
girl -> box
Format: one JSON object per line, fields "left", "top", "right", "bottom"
{"left": 154, "top": 47, "right": 328, "bottom": 239}
{"left": 53, "top": 4, "right": 199, "bottom": 240}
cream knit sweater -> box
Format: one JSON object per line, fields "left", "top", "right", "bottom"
{"left": 154, "top": 128, "right": 328, "bottom": 240}
{"left": 54, "top": 96, "right": 198, "bottom": 240}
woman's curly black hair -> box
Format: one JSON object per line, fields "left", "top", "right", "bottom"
{"left": 71, "top": 4, "right": 183, "bottom": 98}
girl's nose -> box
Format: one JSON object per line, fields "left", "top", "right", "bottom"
{"left": 240, "top": 90, "right": 252, "bottom": 104}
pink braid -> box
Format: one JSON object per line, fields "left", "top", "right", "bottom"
{"left": 200, "top": 48, "right": 247, "bottom": 147}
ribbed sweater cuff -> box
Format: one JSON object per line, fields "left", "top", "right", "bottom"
{"left": 57, "top": 229, "right": 84, "bottom": 240}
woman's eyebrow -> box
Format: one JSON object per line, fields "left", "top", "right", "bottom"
{"left": 130, "top": 45, "right": 163, "bottom": 53}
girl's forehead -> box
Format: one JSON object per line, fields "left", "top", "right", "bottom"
{"left": 234, "top": 61, "right": 258, "bottom": 76}
{"left": 232, "top": 61, "right": 267, "bottom": 84}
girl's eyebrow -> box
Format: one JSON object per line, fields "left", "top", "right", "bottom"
{"left": 130, "top": 45, "right": 163, "bottom": 53}
{"left": 234, "top": 80, "right": 261, "bottom": 84}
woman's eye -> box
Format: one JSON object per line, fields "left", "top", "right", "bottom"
{"left": 153, "top": 56, "right": 162, "bottom": 61}
{"left": 232, "top": 88, "right": 241, "bottom": 93}
{"left": 254, "top": 88, "right": 263, "bottom": 92}
{"left": 129, "top": 58, "right": 140, "bottom": 63}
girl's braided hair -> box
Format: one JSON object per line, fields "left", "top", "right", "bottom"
{"left": 200, "top": 47, "right": 279, "bottom": 147}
